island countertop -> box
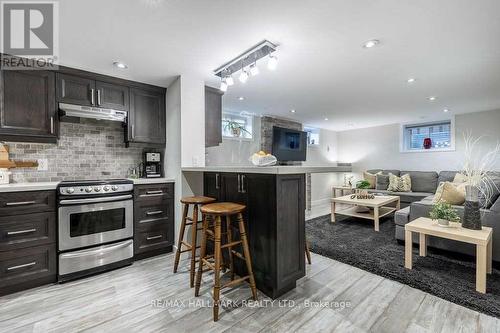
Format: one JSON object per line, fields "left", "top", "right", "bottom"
{"left": 182, "top": 165, "right": 351, "bottom": 174}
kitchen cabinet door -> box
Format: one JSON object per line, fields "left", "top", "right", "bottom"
{"left": 128, "top": 88, "right": 165, "bottom": 144}
{"left": 96, "top": 81, "right": 129, "bottom": 111}
{"left": 205, "top": 86, "right": 223, "bottom": 147}
{"left": 0, "top": 70, "right": 57, "bottom": 143}
{"left": 221, "top": 173, "right": 248, "bottom": 206}
{"left": 203, "top": 172, "right": 222, "bottom": 201}
{"left": 56, "top": 73, "right": 95, "bottom": 106}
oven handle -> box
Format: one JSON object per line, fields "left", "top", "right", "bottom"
{"left": 60, "top": 240, "right": 133, "bottom": 258}
{"left": 59, "top": 194, "right": 133, "bottom": 205}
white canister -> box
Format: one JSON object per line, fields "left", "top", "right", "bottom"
{"left": 0, "top": 168, "right": 11, "bottom": 184}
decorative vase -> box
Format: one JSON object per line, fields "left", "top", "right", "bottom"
{"left": 462, "top": 185, "right": 482, "bottom": 230}
{"left": 437, "top": 219, "right": 449, "bottom": 227}
{"left": 423, "top": 138, "right": 432, "bottom": 149}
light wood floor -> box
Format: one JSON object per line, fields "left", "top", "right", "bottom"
{"left": 1, "top": 251, "right": 499, "bottom": 333}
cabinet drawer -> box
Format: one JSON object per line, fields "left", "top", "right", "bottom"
{"left": 0, "top": 191, "right": 56, "bottom": 216}
{"left": 0, "top": 212, "right": 56, "bottom": 251}
{"left": 135, "top": 200, "right": 172, "bottom": 226}
{"left": 0, "top": 244, "right": 56, "bottom": 290}
{"left": 135, "top": 227, "right": 173, "bottom": 254}
{"left": 134, "top": 183, "right": 173, "bottom": 202}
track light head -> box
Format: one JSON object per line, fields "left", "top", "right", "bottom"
{"left": 249, "top": 63, "right": 259, "bottom": 76}
{"left": 239, "top": 69, "right": 249, "bottom": 83}
{"left": 267, "top": 54, "right": 278, "bottom": 70}
{"left": 220, "top": 79, "right": 228, "bottom": 92}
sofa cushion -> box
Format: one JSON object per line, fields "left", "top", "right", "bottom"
{"left": 395, "top": 206, "right": 410, "bottom": 227}
{"left": 401, "top": 171, "right": 439, "bottom": 193}
{"left": 480, "top": 172, "right": 500, "bottom": 209}
{"left": 388, "top": 173, "right": 411, "bottom": 192}
{"left": 433, "top": 182, "right": 466, "bottom": 205}
{"left": 375, "top": 174, "right": 390, "bottom": 190}
{"left": 367, "top": 169, "right": 401, "bottom": 176}
{"left": 438, "top": 171, "right": 459, "bottom": 185}
{"left": 363, "top": 171, "right": 380, "bottom": 189}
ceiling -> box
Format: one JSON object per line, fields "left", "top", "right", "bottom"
{"left": 59, "top": 0, "right": 500, "bottom": 131}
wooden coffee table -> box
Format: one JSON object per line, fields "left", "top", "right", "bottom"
{"left": 405, "top": 217, "right": 492, "bottom": 293}
{"left": 331, "top": 194, "right": 400, "bottom": 231}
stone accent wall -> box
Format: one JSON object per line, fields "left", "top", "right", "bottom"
{"left": 260, "top": 116, "right": 302, "bottom": 153}
{"left": 6, "top": 119, "right": 155, "bottom": 183}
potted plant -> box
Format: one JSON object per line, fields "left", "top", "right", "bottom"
{"left": 354, "top": 180, "right": 372, "bottom": 213}
{"left": 429, "top": 202, "right": 461, "bottom": 227}
{"left": 223, "top": 120, "right": 251, "bottom": 138}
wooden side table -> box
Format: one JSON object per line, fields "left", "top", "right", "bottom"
{"left": 332, "top": 185, "right": 354, "bottom": 198}
{"left": 404, "top": 217, "right": 492, "bottom": 293}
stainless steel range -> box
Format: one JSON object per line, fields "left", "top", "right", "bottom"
{"left": 57, "top": 179, "right": 134, "bottom": 282}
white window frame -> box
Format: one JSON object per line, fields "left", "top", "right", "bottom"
{"left": 399, "top": 116, "right": 456, "bottom": 153}
{"left": 222, "top": 111, "right": 254, "bottom": 142}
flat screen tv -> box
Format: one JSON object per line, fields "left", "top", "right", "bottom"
{"left": 272, "top": 126, "right": 307, "bottom": 161}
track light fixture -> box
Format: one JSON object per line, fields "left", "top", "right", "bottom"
{"left": 214, "top": 40, "right": 278, "bottom": 91}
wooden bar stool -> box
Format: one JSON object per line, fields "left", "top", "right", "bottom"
{"left": 195, "top": 202, "right": 257, "bottom": 321}
{"left": 173, "top": 196, "right": 216, "bottom": 287}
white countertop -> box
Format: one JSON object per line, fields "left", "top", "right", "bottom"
{"left": 129, "top": 178, "right": 175, "bottom": 184}
{"left": 0, "top": 178, "right": 175, "bottom": 192}
{"left": 182, "top": 165, "right": 351, "bottom": 174}
{"left": 0, "top": 182, "right": 60, "bottom": 192}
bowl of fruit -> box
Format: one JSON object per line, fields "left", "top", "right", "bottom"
{"left": 249, "top": 151, "right": 277, "bottom": 166}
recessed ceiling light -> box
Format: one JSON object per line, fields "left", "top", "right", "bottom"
{"left": 428, "top": 96, "right": 437, "bottom": 101}
{"left": 238, "top": 96, "right": 245, "bottom": 101}
{"left": 363, "top": 39, "right": 380, "bottom": 48}
{"left": 407, "top": 78, "right": 416, "bottom": 83}
{"left": 324, "top": 117, "right": 329, "bottom": 121}
{"left": 290, "top": 109, "right": 296, "bottom": 113}
{"left": 443, "top": 108, "right": 450, "bottom": 113}
{"left": 113, "top": 61, "right": 128, "bottom": 69}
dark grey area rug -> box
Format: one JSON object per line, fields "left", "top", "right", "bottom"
{"left": 306, "top": 214, "right": 500, "bottom": 318}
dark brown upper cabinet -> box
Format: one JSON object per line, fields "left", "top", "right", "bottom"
{"left": 56, "top": 74, "right": 129, "bottom": 111}
{"left": 56, "top": 73, "right": 95, "bottom": 106}
{"left": 128, "top": 87, "right": 165, "bottom": 144}
{"left": 0, "top": 70, "right": 57, "bottom": 143}
{"left": 95, "top": 81, "right": 129, "bottom": 111}
{"left": 205, "top": 86, "right": 223, "bottom": 147}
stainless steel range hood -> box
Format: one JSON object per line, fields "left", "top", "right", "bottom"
{"left": 59, "top": 103, "right": 127, "bottom": 122}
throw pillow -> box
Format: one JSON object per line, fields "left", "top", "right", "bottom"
{"left": 453, "top": 173, "right": 468, "bottom": 183}
{"left": 363, "top": 171, "right": 381, "bottom": 189}
{"left": 433, "top": 181, "right": 466, "bottom": 205}
{"left": 375, "top": 174, "right": 390, "bottom": 190}
{"left": 387, "top": 173, "right": 411, "bottom": 192}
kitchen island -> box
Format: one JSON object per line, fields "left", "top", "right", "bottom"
{"left": 182, "top": 165, "right": 350, "bottom": 298}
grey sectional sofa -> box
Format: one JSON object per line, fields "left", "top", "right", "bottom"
{"left": 366, "top": 169, "right": 500, "bottom": 261}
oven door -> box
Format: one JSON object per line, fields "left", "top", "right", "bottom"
{"left": 58, "top": 195, "right": 133, "bottom": 251}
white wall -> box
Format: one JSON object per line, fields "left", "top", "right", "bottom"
{"left": 180, "top": 75, "right": 205, "bottom": 168}
{"left": 337, "top": 109, "right": 500, "bottom": 181}
{"left": 206, "top": 116, "right": 261, "bottom": 166}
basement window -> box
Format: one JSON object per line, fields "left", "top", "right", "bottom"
{"left": 401, "top": 119, "right": 455, "bottom": 152}
{"left": 222, "top": 112, "right": 253, "bottom": 140}
{"left": 304, "top": 126, "right": 320, "bottom": 146}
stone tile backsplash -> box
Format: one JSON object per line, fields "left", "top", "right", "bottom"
{"left": 6, "top": 119, "right": 152, "bottom": 183}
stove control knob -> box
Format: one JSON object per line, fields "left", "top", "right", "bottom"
{"left": 111, "top": 185, "right": 119, "bottom": 191}
{"left": 66, "top": 188, "right": 75, "bottom": 194}
{"left": 94, "top": 186, "right": 101, "bottom": 192}
{"left": 103, "top": 185, "right": 110, "bottom": 191}
{"left": 85, "top": 187, "right": 93, "bottom": 193}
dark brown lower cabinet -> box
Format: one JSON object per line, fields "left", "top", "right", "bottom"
{"left": 0, "top": 190, "right": 57, "bottom": 296}
{"left": 203, "top": 172, "right": 305, "bottom": 298}
{"left": 134, "top": 183, "right": 174, "bottom": 259}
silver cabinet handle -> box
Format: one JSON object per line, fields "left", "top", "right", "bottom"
{"left": 241, "top": 174, "right": 246, "bottom": 193}
{"left": 146, "top": 190, "right": 163, "bottom": 195}
{"left": 215, "top": 173, "right": 220, "bottom": 189}
{"left": 237, "top": 174, "right": 241, "bottom": 193}
{"left": 60, "top": 194, "right": 132, "bottom": 205}
{"left": 5, "top": 201, "right": 36, "bottom": 206}
{"left": 7, "top": 228, "right": 37, "bottom": 236}
{"left": 146, "top": 235, "right": 162, "bottom": 241}
{"left": 7, "top": 262, "right": 36, "bottom": 271}
{"left": 131, "top": 124, "right": 135, "bottom": 139}
{"left": 90, "top": 88, "right": 95, "bottom": 105}
{"left": 97, "top": 89, "right": 102, "bottom": 106}
{"left": 146, "top": 210, "right": 163, "bottom": 216}
{"left": 50, "top": 116, "right": 54, "bottom": 134}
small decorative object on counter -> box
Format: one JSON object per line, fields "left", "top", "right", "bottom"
{"left": 249, "top": 150, "right": 277, "bottom": 166}
{"left": 423, "top": 137, "right": 432, "bottom": 149}
{"left": 460, "top": 132, "right": 500, "bottom": 230}
{"left": 429, "top": 202, "right": 461, "bottom": 227}
{"left": 0, "top": 168, "right": 11, "bottom": 184}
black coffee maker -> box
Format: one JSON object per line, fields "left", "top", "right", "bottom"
{"left": 144, "top": 152, "right": 162, "bottom": 178}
